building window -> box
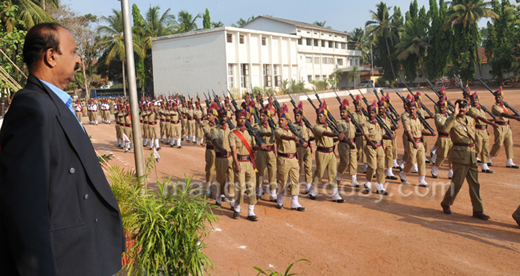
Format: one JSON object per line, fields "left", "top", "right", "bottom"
{"left": 321, "top": 40, "right": 325, "bottom": 47}
{"left": 241, "top": 64, "right": 249, "bottom": 88}
{"left": 274, "top": 65, "right": 281, "bottom": 87}
{"left": 227, "top": 34, "right": 233, "bottom": 43}
{"left": 314, "top": 39, "right": 319, "bottom": 47}
{"left": 328, "top": 41, "right": 333, "bottom": 48}
{"left": 341, "top": 42, "right": 346, "bottom": 49}
{"left": 239, "top": 35, "right": 244, "bottom": 44}
{"left": 323, "top": 75, "right": 327, "bottom": 80}
{"left": 306, "top": 57, "right": 312, "bottom": 63}
{"left": 315, "top": 75, "right": 320, "bottom": 80}
{"left": 228, "top": 64, "right": 234, "bottom": 87}
{"left": 314, "top": 57, "right": 319, "bottom": 64}
{"left": 263, "top": 64, "right": 272, "bottom": 87}
{"left": 328, "top": 57, "right": 333, "bottom": 64}
{"left": 335, "top": 42, "right": 339, "bottom": 49}
{"left": 306, "top": 38, "right": 311, "bottom": 46}
{"left": 337, "top": 59, "right": 343, "bottom": 66}
{"left": 322, "top": 57, "right": 328, "bottom": 64}
{"left": 298, "top": 38, "right": 302, "bottom": 45}
{"left": 262, "top": 36, "right": 266, "bottom": 46}
{"left": 307, "top": 75, "right": 312, "bottom": 83}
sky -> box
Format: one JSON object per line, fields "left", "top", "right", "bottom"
{"left": 64, "top": 0, "right": 490, "bottom": 32}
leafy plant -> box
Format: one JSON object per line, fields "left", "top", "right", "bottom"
{"left": 98, "top": 153, "right": 114, "bottom": 164}
{"left": 254, "top": 259, "right": 311, "bottom": 276}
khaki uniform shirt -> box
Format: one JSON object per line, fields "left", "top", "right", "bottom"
{"left": 211, "top": 124, "right": 232, "bottom": 153}
{"left": 404, "top": 115, "right": 424, "bottom": 138}
{"left": 444, "top": 115, "right": 477, "bottom": 164}
{"left": 352, "top": 111, "right": 367, "bottom": 126}
{"left": 362, "top": 119, "right": 383, "bottom": 141}
{"left": 435, "top": 113, "right": 450, "bottom": 131}
{"left": 337, "top": 118, "right": 355, "bottom": 140}
{"left": 467, "top": 107, "right": 488, "bottom": 126}
{"left": 313, "top": 124, "right": 334, "bottom": 148}
{"left": 492, "top": 103, "right": 509, "bottom": 123}
{"left": 229, "top": 127, "right": 255, "bottom": 155}
{"left": 274, "top": 127, "right": 297, "bottom": 154}
{"left": 171, "top": 110, "right": 179, "bottom": 122}
{"left": 202, "top": 121, "right": 216, "bottom": 145}
{"left": 254, "top": 123, "right": 275, "bottom": 146}
{"left": 293, "top": 121, "right": 311, "bottom": 141}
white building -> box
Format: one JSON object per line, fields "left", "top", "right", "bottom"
{"left": 152, "top": 16, "right": 362, "bottom": 97}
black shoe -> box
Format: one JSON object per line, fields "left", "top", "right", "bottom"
{"left": 275, "top": 204, "right": 283, "bottom": 209}
{"left": 425, "top": 160, "right": 431, "bottom": 164}
{"left": 487, "top": 162, "right": 493, "bottom": 167}
{"left": 400, "top": 178, "right": 411, "bottom": 185}
{"left": 221, "top": 197, "right": 229, "bottom": 202}
{"left": 418, "top": 183, "right": 431, "bottom": 188}
{"left": 376, "top": 190, "right": 388, "bottom": 195}
{"left": 156, "top": 147, "right": 161, "bottom": 151}
{"left": 506, "top": 165, "right": 519, "bottom": 169}
{"left": 385, "top": 175, "right": 398, "bottom": 180}
{"left": 441, "top": 202, "right": 452, "bottom": 214}
{"left": 269, "top": 198, "right": 277, "bottom": 203}
{"left": 362, "top": 188, "right": 371, "bottom": 194}
{"left": 448, "top": 176, "right": 452, "bottom": 179}
{"left": 473, "top": 212, "right": 490, "bottom": 220}
{"left": 309, "top": 194, "right": 317, "bottom": 200}
{"left": 233, "top": 211, "right": 240, "bottom": 219}
{"left": 512, "top": 215, "right": 520, "bottom": 228}
{"left": 292, "top": 207, "right": 306, "bottom": 211}
{"left": 332, "top": 199, "right": 345, "bottom": 203}
{"left": 477, "top": 159, "right": 482, "bottom": 163}
{"left": 213, "top": 201, "right": 221, "bottom": 208}
{"left": 481, "top": 169, "right": 494, "bottom": 173}
{"left": 170, "top": 144, "right": 174, "bottom": 147}
{"left": 247, "top": 215, "right": 259, "bottom": 221}
{"left": 431, "top": 173, "right": 438, "bottom": 179}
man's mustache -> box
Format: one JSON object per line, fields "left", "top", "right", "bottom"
{"left": 74, "top": 63, "right": 80, "bottom": 71}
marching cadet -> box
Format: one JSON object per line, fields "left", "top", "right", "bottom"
{"left": 362, "top": 100, "right": 395, "bottom": 195}
{"left": 187, "top": 99, "right": 197, "bottom": 143}
{"left": 123, "top": 104, "right": 133, "bottom": 153}
{"left": 414, "top": 92, "right": 432, "bottom": 163}
{"left": 308, "top": 101, "right": 345, "bottom": 203}
{"left": 383, "top": 93, "right": 401, "bottom": 170}
{"left": 147, "top": 103, "right": 160, "bottom": 150}
{"left": 91, "top": 99, "right": 98, "bottom": 125}
{"left": 489, "top": 87, "right": 520, "bottom": 168}
{"left": 203, "top": 103, "right": 218, "bottom": 199}
{"left": 399, "top": 98, "right": 436, "bottom": 187}
{"left": 467, "top": 92, "right": 497, "bottom": 173}
{"left": 431, "top": 96, "right": 454, "bottom": 178}
{"left": 170, "top": 102, "right": 182, "bottom": 148}
{"left": 194, "top": 100, "right": 204, "bottom": 145}
{"left": 163, "top": 103, "right": 172, "bottom": 145}
{"left": 74, "top": 99, "right": 83, "bottom": 123}
{"left": 293, "top": 102, "right": 314, "bottom": 193}
{"left": 115, "top": 104, "right": 124, "bottom": 148}
{"left": 142, "top": 104, "right": 151, "bottom": 148}
{"left": 181, "top": 99, "right": 188, "bottom": 141}
{"left": 378, "top": 98, "right": 399, "bottom": 180}
{"left": 211, "top": 106, "right": 235, "bottom": 208}
{"left": 229, "top": 108, "right": 267, "bottom": 221}
{"left": 440, "top": 100, "right": 490, "bottom": 220}
{"left": 254, "top": 103, "right": 277, "bottom": 201}
{"left": 159, "top": 103, "right": 167, "bottom": 143}
{"left": 336, "top": 99, "right": 361, "bottom": 187}
{"left": 273, "top": 104, "right": 306, "bottom": 211}
{"left": 352, "top": 95, "right": 367, "bottom": 172}
{"left": 398, "top": 96, "right": 411, "bottom": 170}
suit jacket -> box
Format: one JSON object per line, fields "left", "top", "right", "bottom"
{"left": 0, "top": 75, "right": 125, "bottom": 276}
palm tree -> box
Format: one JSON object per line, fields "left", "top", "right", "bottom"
{"left": 98, "top": 9, "right": 144, "bottom": 97}
{"left": 176, "top": 10, "right": 201, "bottom": 33}
{"left": 365, "top": 2, "right": 398, "bottom": 80}
{"left": 444, "top": 0, "right": 498, "bottom": 77}
{"left": 1, "top": 0, "right": 56, "bottom": 32}
{"left": 136, "top": 6, "right": 177, "bottom": 49}
{"left": 313, "top": 21, "right": 329, "bottom": 28}
{"left": 348, "top": 27, "right": 370, "bottom": 65}
{"left": 395, "top": 19, "right": 431, "bottom": 78}
{"left": 211, "top": 21, "right": 224, "bottom": 28}
{"left": 348, "top": 66, "right": 360, "bottom": 88}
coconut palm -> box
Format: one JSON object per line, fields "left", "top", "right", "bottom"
{"left": 98, "top": 9, "right": 145, "bottom": 97}
{"left": 348, "top": 66, "right": 360, "bottom": 88}
{"left": 444, "top": 0, "right": 498, "bottom": 77}
{"left": 395, "top": 19, "right": 431, "bottom": 77}
{"left": 211, "top": 21, "right": 224, "bottom": 28}
{"left": 176, "top": 10, "right": 200, "bottom": 33}
{"left": 348, "top": 27, "right": 371, "bottom": 65}
{"left": 365, "top": 2, "right": 398, "bottom": 80}
{"left": 136, "top": 6, "right": 177, "bottom": 49}
{"left": 1, "top": 0, "right": 57, "bottom": 32}
{"left": 313, "top": 21, "right": 329, "bottom": 28}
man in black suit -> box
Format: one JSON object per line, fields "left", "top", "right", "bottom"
{"left": 0, "top": 23, "right": 124, "bottom": 275}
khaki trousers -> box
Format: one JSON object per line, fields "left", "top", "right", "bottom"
{"left": 255, "top": 150, "right": 277, "bottom": 191}
{"left": 297, "top": 146, "right": 313, "bottom": 183}
{"left": 338, "top": 142, "right": 357, "bottom": 175}
{"left": 148, "top": 124, "right": 160, "bottom": 140}
{"left": 170, "top": 122, "right": 181, "bottom": 138}
{"left": 442, "top": 156, "right": 484, "bottom": 212}
{"left": 475, "top": 129, "right": 490, "bottom": 163}
{"left": 434, "top": 137, "right": 453, "bottom": 168}
{"left": 276, "top": 156, "right": 300, "bottom": 196}
{"left": 490, "top": 125, "right": 513, "bottom": 159}
{"left": 365, "top": 145, "right": 385, "bottom": 184}
{"left": 313, "top": 151, "right": 338, "bottom": 188}
{"left": 384, "top": 139, "right": 394, "bottom": 169}
{"left": 233, "top": 161, "right": 257, "bottom": 205}
{"left": 205, "top": 149, "right": 216, "bottom": 184}
{"left": 215, "top": 156, "right": 235, "bottom": 198}
{"left": 403, "top": 141, "right": 426, "bottom": 176}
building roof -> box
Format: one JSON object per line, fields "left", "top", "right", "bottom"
{"left": 241, "top": 16, "right": 347, "bottom": 36}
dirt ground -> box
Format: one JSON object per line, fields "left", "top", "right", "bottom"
{"left": 86, "top": 87, "right": 520, "bottom": 276}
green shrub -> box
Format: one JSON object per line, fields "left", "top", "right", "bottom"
{"left": 254, "top": 259, "right": 310, "bottom": 276}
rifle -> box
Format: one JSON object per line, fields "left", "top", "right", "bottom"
{"left": 256, "top": 91, "right": 277, "bottom": 130}
{"left": 228, "top": 91, "right": 266, "bottom": 146}
{"left": 395, "top": 90, "right": 435, "bottom": 135}
{"left": 425, "top": 78, "right": 455, "bottom": 112}
{"left": 477, "top": 77, "right": 519, "bottom": 116}
{"left": 369, "top": 88, "right": 398, "bottom": 126}
{"left": 332, "top": 89, "right": 363, "bottom": 134}
{"left": 312, "top": 87, "right": 339, "bottom": 126}
{"left": 456, "top": 78, "right": 497, "bottom": 119}
{"left": 358, "top": 89, "right": 394, "bottom": 137}
{"left": 376, "top": 83, "right": 400, "bottom": 120}
{"left": 402, "top": 82, "right": 434, "bottom": 118}
{"left": 287, "top": 93, "right": 313, "bottom": 130}
{"left": 268, "top": 94, "right": 307, "bottom": 145}
{"left": 302, "top": 91, "right": 340, "bottom": 133}
{"left": 424, "top": 92, "right": 452, "bottom": 117}
{"left": 347, "top": 90, "right": 368, "bottom": 117}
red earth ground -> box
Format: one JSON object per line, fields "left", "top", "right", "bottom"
{"left": 86, "top": 87, "right": 520, "bottom": 276}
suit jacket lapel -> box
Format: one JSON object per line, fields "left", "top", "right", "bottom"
{"left": 27, "top": 76, "right": 120, "bottom": 212}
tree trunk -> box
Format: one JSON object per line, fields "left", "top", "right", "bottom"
{"left": 81, "top": 58, "right": 90, "bottom": 100}
{"left": 385, "top": 37, "right": 397, "bottom": 83}
{"left": 473, "top": 25, "right": 482, "bottom": 78}
{"left": 122, "top": 59, "right": 127, "bottom": 98}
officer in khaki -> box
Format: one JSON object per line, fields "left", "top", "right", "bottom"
{"left": 489, "top": 87, "right": 520, "bottom": 168}
{"left": 273, "top": 104, "right": 305, "bottom": 211}
{"left": 293, "top": 102, "right": 314, "bottom": 193}
{"left": 229, "top": 108, "right": 266, "bottom": 221}
{"left": 147, "top": 103, "right": 160, "bottom": 150}
{"left": 202, "top": 106, "right": 218, "bottom": 198}
{"left": 467, "top": 92, "right": 497, "bottom": 173}
{"left": 336, "top": 99, "right": 360, "bottom": 187}
{"left": 123, "top": 105, "right": 133, "bottom": 152}
{"left": 378, "top": 100, "right": 399, "bottom": 180}
{"left": 170, "top": 102, "right": 182, "bottom": 148}
{"left": 159, "top": 104, "right": 167, "bottom": 143}
{"left": 431, "top": 96, "right": 453, "bottom": 178}
{"left": 440, "top": 100, "right": 490, "bottom": 220}
{"left": 180, "top": 101, "right": 189, "bottom": 141}
{"left": 399, "top": 99, "right": 411, "bottom": 169}
{"left": 352, "top": 96, "right": 367, "bottom": 168}
{"left": 187, "top": 100, "right": 197, "bottom": 143}
{"left": 414, "top": 92, "right": 433, "bottom": 163}
{"left": 194, "top": 100, "right": 204, "bottom": 145}
{"left": 254, "top": 103, "right": 277, "bottom": 201}
{"left": 308, "top": 102, "right": 345, "bottom": 203}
